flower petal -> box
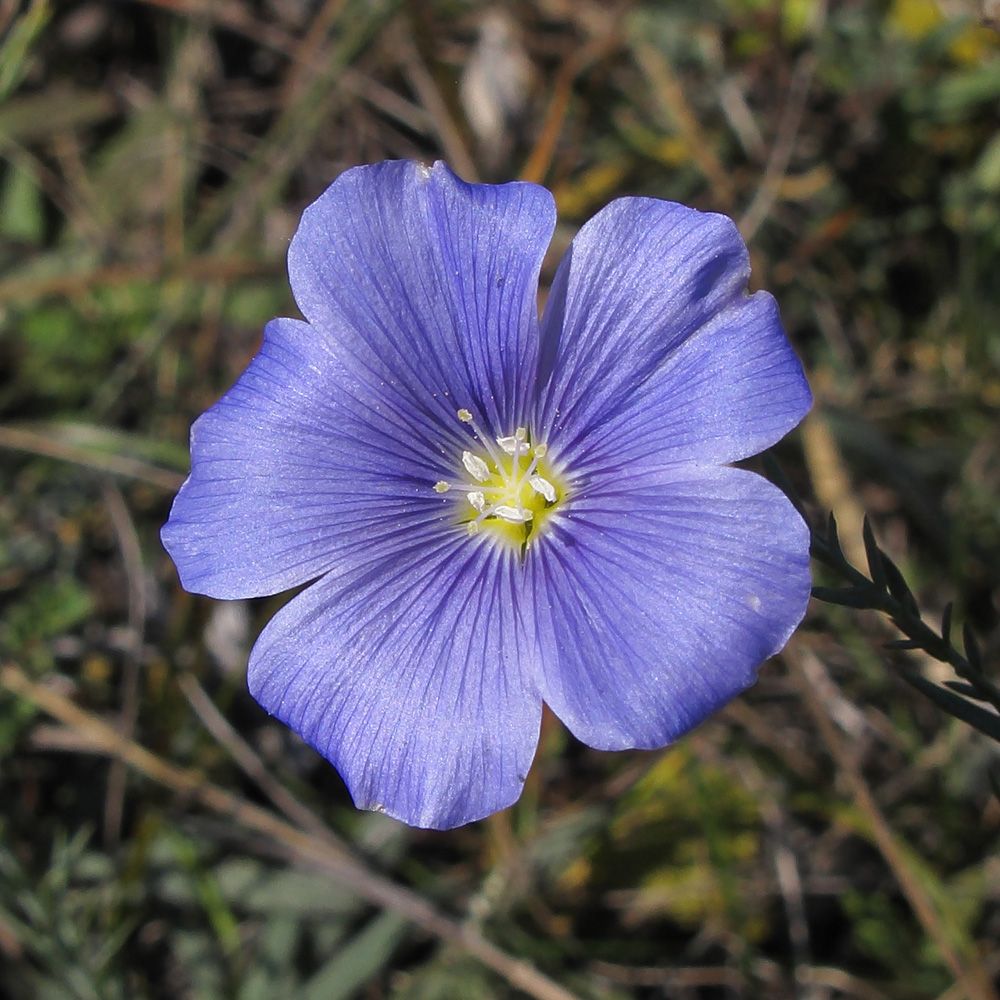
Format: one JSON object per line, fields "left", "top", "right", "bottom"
{"left": 534, "top": 197, "right": 809, "bottom": 467}
{"left": 161, "top": 318, "right": 457, "bottom": 600}
{"left": 289, "top": 160, "right": 556, "bottom": 433}
{"left": 530, "top": 467, "right": 810, "bottom": 750}
{"left": 248, "top": 533, "right": 542, "bottom": 830}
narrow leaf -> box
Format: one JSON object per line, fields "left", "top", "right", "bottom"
{"left": 881, "top": 554, "right": 919, "bottom": 615}
{"left": 862, "top": 517, "right": 887, "bottom": 592}
{"left": 899, "top": 671, "right": 1000, "bottom": 742}
{"left": 812, "top": 585, "right": 874, "bottom": 609}
{"left": 964, "top": 624, "right": 983, "bottom": 673}
{"left": 297, "top": 912, "right": 409, "bottom": 1000}
{"left": 885, "top": 639, "right": 924, "bottom": 651}
{"left": 761, "top": 451, "right": 807, "bottom": 517}
{"left": 826, "top": 513, "right": 846, "bottom": 566}
{"left": 944, "top": 681, "right": 989, "bottom": 700}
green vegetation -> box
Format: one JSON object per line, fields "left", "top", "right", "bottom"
{"left": 2, "top": 0, "right": 1000, "bottom": 997}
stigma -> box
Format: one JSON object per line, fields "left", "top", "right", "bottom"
{"left": 432, "top": 410, "right": 564, "bottom": 548}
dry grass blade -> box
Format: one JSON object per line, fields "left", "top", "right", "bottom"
{"left": 0, "top": 256, "right": 279, "bottom": 305}
{"left": 519, "top": 33, "right": 620, "bottom": 186}
{"left": 0, "top": 426, "right": 184, "bottom": 491}
{"left": 789, "top": 642, "right": 998, "bottom": 1000}
{"left": 177, "top": 672, "right": 342, "bottom": 847}
{"left": 631, "top": 40, "right": 735, "bottom": 210}
{"left": 100, "top": 482, "right": 147, "bottom": 851}
{"left": 391, "top": 20, "right": 478, "bottom": 181}
{"left": 738, "top": 52, "right": 817, "bottom": 242}
{"left": 0, "top": 663, "right": 585, "bottom": 1000}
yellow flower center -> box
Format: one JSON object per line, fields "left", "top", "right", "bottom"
{"left": 432, "top": 410, "right": 566, "bottom": 552}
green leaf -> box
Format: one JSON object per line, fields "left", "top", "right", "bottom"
{"left": 0, "top": 162, "right": 44, "bottom": 243}
{"left": 297, "top": 912, "right": 409, "bottom": 1000}
{"left": 0, "top": 0, "right": 51, "bottom": 107}
{"left": 974, "top": 131, "right": 1000, "bottom": 193}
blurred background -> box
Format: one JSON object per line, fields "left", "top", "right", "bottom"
{"left": 2, "top": 0, "right": 1000, "bottom": 997}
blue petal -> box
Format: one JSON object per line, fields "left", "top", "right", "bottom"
{"left": 161, "top": 318, "right": 458, "bottom": 599}
{"left": 534, "top": 198, "right": 810, "bottom": 468}
{"left": 529, "top": 467, "right": 810, "bottom": 750}
{"left": 288, "top": 160, "right": 556, "bottom": 434}
{"left": 248, "top": 532, "right": 542, "bottom": 830}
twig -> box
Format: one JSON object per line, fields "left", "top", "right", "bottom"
{"left": 132, "top": 0, "right": 299, "bottom": 56}
{"left": 631, "top": 41, "right": 735, "bottom": 209}
{"left": 720, "top": 700, "right": 818, "bottom": 781}
{"left": 0, "top": 256, "right": 279, "bottom": 305}
{"left": 590, "top": 962, "right": 744, "bottom": 989}
{"left": 798, "top": 966, "right": 890, "bottom": 1000}
{"left": 392, "top": 21, "right": 479, "bottom": 181}
{"left": 738, "top": 52, "right": 817, "bottom": 242}
{"left": 280, "top": 0, "right": 350, "bottom": 108}
{"left": 0, "top": 0, "right": 19, "bottom": 38}
{"left": 133, "top": 0, "right": 429, "bottom": 136}
{"left": 0, "top": 425, "right": 184, "bottom": 492}
{"left": 177, "top": 672, "right": 340, "bottom": 847}
{"left": 0, "top": 663, "right": 585, "bottom": 1000}
{"left": 519, "top": 34, "right": 619, "bottom": 186}
{"left": 789, "top": 642, "right": 998, "bottom": 1000}
{"left": 937, "top": 952, "right": 1000, "bottom": 1000}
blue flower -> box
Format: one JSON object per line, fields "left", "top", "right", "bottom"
{"left": 162, "top": 160, "right": 812, "bottom": 830}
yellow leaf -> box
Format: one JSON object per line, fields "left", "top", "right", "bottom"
{"left": 552, "top": 163, "right": 629, "bottom": 220}
{"left": 887, "top": 0, "right": 942, "bottom": 39}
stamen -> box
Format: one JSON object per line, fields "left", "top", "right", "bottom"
{"left": 437, "top": 412, "right": 562, "bottom": 544}
{"left": 493, "top": 505, "right": 533, "bottom": 524}
{"left": 496, "top": 427, "right": 528, "bottom": 455}
{"left": 466, "top": 420, "right": 506, "bottom": 473}
{"left": 529, "top": 475, "right": 556, "bottom": 503}
{"left": 462, "top": 451, "right": 489, "bottom": 482}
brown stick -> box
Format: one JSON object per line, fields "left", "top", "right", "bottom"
{"left": 789, "top": 643, "right": 998, "bottom": 1000}
{"left": 0, "top": 663, "right": 584, "bottom": 1000}
{"left": 0, "top": 426, "right": 184, "bottom": 491}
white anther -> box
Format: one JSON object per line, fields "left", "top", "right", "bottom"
{"left": 457, "top": 408, "right": 474, "bottom": 423}
{"left": 529, "top": 475, "right": 556, "bottom": 503}
{"left": 497, "top": 428, "right": 529, "bottom": 455}
{"left": 433, "top": 481, "right": 450, "bottom": 494}
{"left": 468, "top": 491, "right": 486, "bottom": 512}
{"left": 462, "top": 451, "right": 490, "bottom": 482}
{"left": 494, "top": 505, "right": 533, "bottom": 524}
{"left": 533, "top": 443, "right": 548, "bottom": 458}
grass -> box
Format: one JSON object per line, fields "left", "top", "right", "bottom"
{"left": 2, "top": 0, "right": 1000, "bottom": 997}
